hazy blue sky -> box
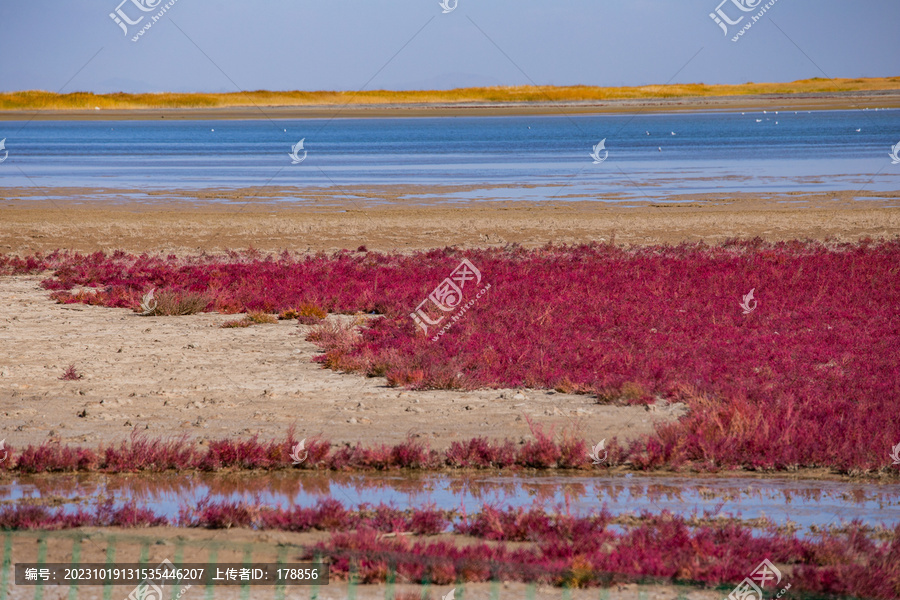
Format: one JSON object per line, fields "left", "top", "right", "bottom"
{"left": 0, "top": 1, "right": 896, "bottom": 93}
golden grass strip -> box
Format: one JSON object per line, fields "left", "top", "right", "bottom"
{"left": 2, "top": 77, "right": 899, "bottom": 110}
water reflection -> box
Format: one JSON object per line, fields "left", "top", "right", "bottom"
{"left": 1, "top": 472, "right": 897, "bottom": 534}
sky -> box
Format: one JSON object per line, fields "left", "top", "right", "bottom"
{"left": 0, "top": 0, "right": 896, "bottom": 94}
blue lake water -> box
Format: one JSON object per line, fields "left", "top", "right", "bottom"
{"left": 1, "top": 109, "right": 899, "bottom": 202}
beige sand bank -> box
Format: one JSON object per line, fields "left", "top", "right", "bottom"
{"left": 1, "top": 187, "right": 899, "bottom": 255}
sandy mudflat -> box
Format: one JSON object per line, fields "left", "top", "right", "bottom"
{"left": 1, "top": 187, "right": 899, "bottom": 255}
{"left": 0, "top": 275, "right": 685, "bottom": 450}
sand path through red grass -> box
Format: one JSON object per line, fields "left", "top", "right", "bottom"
{"left": 0, "top": 276, "right": 681, "bottom": 451}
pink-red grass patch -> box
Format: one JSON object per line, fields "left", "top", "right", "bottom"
{"left": 0, "top": 499, "right": 895, "bottom": 598}
{"left": 3, "top": 240, "right": 899, "bottom": 473}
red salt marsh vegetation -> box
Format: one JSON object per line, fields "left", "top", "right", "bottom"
{"left": 0, "top": 500, "right": 896, "bottom": 598}
{"left": 2, "top": 238, "right": 898, "bottom": 475}
{"left": 0, "top": 430, "right": 593, "bottom": 474}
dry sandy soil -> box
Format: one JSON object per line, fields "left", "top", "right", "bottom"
{"left": 0, "top": 275, "right": 684, "bottom": 450}
{"left": 2, "top": 187, "right": 899, "bottom": 255}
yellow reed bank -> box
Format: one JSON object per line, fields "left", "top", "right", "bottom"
{"left": 1, "top": 77, "right": 898, "bottom": 110}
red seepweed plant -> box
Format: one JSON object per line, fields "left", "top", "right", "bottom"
{"left": 3, "top": 239, "right": 899, "bottom": 473}
{"left": 0, "top": 499, "right": 894, "bottom": 597}
{"left": 0, "top": 431, "right": 610, "bottom": 474}
{"left": 0, "top": 499, "right": 165, "bottom": 530}
{"left": 59, "top": 365, "right": 82, "bottom": 381}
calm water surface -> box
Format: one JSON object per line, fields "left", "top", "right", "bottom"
{"left": 2, "top": 472, "right": 897, "bottom": 535}
{"left": 1, "top": 109, "right": 899, "bottom": 202}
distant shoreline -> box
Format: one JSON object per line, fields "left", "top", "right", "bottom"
{"left": 2, "top": 91, "right": 898, "bottom": 121}
{"left": 1, "top": 80, "right": 898, "bottom": 120}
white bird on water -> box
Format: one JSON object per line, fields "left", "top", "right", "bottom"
{"left": 670, "top": 131, "right": 676, "bottom": 136}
